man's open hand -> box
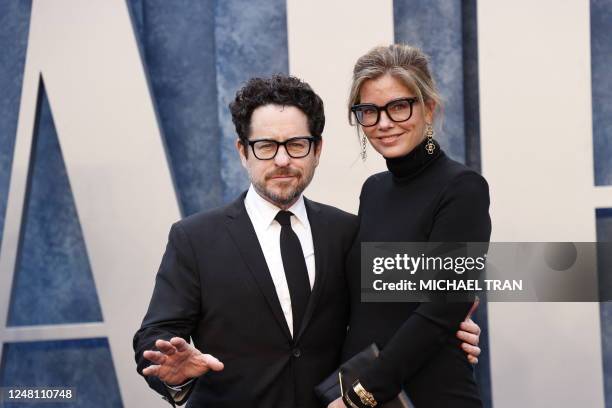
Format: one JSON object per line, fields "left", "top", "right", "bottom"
{"left": 142, "top": 337, "right": 224, "bottom": 385}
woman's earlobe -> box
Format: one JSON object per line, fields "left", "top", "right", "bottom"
{"left": 425, "top": 101, "right": 436, "bottom": 122}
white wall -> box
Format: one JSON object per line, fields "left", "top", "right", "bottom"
{"left": 478, "top": 0, "right": 608, "bottom": 406}
{"left": 0, "top": 1, "right": 180, "bottom": 407}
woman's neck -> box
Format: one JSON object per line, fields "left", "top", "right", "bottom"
{"left": 385, "top": 138, "right": 441, "bottom": 180}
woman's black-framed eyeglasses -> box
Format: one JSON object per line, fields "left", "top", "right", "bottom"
{"left": 246, "top": 136, "right": 320, "bottom": 160}
{"left": 351, "top": 97, "right": 418, "bottom": 127}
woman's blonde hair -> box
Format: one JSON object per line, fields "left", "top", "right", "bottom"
{"left": 348, "top": 44, "right": 442, "bottom": 126}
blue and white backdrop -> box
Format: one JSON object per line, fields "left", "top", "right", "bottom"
{"left": 0, "top": 1, "right": 611, "bottom": 407}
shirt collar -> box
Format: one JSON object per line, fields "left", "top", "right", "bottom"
{"left": 245, "top": 185, "right": 308, "bottom": 229}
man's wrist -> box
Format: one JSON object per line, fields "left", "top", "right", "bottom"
{"left": 163, "top": 377, "right": 195, "bottom": 391}
{"left": 164, "top": 377, "right": 195, "bottom": 403}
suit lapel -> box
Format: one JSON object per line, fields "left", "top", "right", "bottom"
{"left": 295, "top": 198, "right": 328, "bottom": 342}
{"left": 224, "top": 193, "right": 292, "bottom": 341}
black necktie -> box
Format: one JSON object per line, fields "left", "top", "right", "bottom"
{"left": 275, "top": 210, "right": 311, "bottom": 336}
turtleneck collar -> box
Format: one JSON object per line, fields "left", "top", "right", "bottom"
{"left": 385, "top": 138, "right": 442, "bottom": 180}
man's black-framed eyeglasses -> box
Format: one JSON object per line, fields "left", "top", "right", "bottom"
{"left": 246, "top": 136, "right": 320, "bottom": 160}
{"left": 351, "top": 97, "right": 418, "bottom": 127}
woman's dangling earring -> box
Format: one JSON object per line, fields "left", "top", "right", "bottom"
{"left": 425, "top": 123, "right": 435, "bottom": 155}
{"left": 361, "top": 134, "right": 367, "bottom": 161}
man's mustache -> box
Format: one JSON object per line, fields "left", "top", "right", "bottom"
{"left": 266, "top": 169, "right": 300, "bottom": 179}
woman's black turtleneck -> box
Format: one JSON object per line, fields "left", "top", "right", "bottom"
{"left": 342, "top": 139, "right": 491, "bottom": 407}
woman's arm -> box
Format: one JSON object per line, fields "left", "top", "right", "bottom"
{"left": 347, "top": 172, "right": 491, "bottom": 405}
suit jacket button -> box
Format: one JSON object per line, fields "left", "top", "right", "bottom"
{"left": 292, "top": 348, "right": 301, "bottom": 358}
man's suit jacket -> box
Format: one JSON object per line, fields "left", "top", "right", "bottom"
{"left": 133, "top": 192, "right": 358, "bottom": 407}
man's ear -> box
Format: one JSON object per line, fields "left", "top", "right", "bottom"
{"left": 313, "top": 138, "right": 323, "bottom": 166}
{"left": 236, "top": 139, "right": 248, "bottom": 168}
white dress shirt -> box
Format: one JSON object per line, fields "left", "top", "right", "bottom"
{"left": 244, "top": 184, "right": 315, "bottom": 337}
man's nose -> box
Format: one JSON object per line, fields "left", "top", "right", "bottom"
{"left": 274, "top": 145, "right": 291, "bottom": 166}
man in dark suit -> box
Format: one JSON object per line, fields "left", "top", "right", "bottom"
{"left": 134, "top": 75, "right": 357, "bottom": 407}
{"left": 133, "top": 75, "right": 481, "bottom": 407}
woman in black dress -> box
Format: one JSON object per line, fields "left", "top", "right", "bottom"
{"left": 338, "top": 44, "right": 490, "bottom": 407}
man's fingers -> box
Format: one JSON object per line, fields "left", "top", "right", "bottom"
{"left": 142, "top": 364, "right": 160, "bottom": 377}
{"left": 155, "top": 339, "right": 177, "bottom": 355}
{"left": 459, "top": 319, "right": 481, "bottom": 336}
{"left": 467, "top": 355, "right": 479, "bottom": 365}
{"left": 456, "top": 330, "right": 479, "bottom": 346}
{"left": 461, "top": 343, "right": 481, "bottom": 358}
{"left": 202, "top": 354, "right": 224, "bottom": 371}
{"left": 143, "top": 350, "right": 167, "bottom": 365}
{"left": 170, "top": 337, "right": 189, "bottom": 353}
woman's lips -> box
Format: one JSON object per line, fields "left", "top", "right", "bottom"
{"left": 376, "top": 134, "right": 402, "bottom": 146}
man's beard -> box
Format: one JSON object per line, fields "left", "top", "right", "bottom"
{"left": 252, "top": 168, "right": 312, "bottom": 207}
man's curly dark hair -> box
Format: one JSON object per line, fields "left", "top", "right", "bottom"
{"left": 229, "top": 75, "right": 325, "bottom": 148}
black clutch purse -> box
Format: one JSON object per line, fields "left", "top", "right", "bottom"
{"left": 315, "top": 343, "right": 413, "bottom": 408}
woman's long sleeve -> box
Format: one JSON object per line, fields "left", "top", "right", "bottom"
{"left": 355, "top": 172, "right": 491, "bottom": 403}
